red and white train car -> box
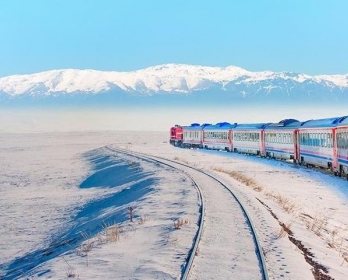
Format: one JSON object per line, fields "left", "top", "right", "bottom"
{"left": 264, "top": 119, "right": 301, "bottom": 162}
{"left": 336, "top": 116, "right": 348, "bottom": 178}
{"left": 182, "top": 123, "right": 211, "bottom": 148}
{"left": 232, "top": 123, "right": 271, "bottom": 156}
{"left": 297, "top": 117, "right": 342, "bottom": 171}
{"left": 202, "top": 122, "right": 236, "bottom": 151}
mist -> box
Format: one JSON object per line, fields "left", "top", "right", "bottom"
{"left": 1, "top": 105, "right": 346, "bottom": 133}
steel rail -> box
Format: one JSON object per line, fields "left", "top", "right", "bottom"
{"left": 105, "top": 147, "right": 205, "bottom": 280}
{"left": 108, "top": 147, "right": 268, "bottom": 280}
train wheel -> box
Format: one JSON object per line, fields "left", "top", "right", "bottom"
{"left": 339, "top": 166, "right": 343, "bottom": 178}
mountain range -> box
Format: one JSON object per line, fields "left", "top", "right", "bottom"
{"left": 1, "top": 64, "right": 348, "bottom": 106}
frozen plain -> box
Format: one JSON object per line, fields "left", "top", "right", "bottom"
{"left": 0, "top": 131, "right": 348, "bottom": 279}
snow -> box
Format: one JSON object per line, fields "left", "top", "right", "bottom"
{"left": 0, "top": 64, "right": 347, "bottom": 96}
{"left": 0, "top": 131, "right": 348, "bottom": 279}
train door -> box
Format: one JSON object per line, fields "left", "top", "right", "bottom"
{"left": 332, "top": 128, "right": 338, "bottom": 171}
{"left": 228, "top": 130, "right": 233, "bottom": 151}
{"left": 260, "top": 130, "right": 266, "bottom": 156}
{"left": 294, "top": 130, "right": 300, "bottom": 163}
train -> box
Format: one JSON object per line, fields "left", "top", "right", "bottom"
{"left": 169, "top": 116, "right": 348, "bottom": 180}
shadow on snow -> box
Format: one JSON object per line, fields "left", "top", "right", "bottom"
{"left": 1, "top": 148, "right": 157, "bottom": 279}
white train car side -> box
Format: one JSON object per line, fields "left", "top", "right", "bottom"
{"left": 265, "top": 119, "right": 301, "bottom": 162}
{"left": 203, "top": 122, "right": 236, "bottom": 151}
{"left": 232, "top": 123, "right": 271, "bottom": 156}
{"left": 337, "top": 116, "right": 348, "bottom": 178}
{"left": 298, "top": 117, "right": 342, "bottom": 170}
{"left": 182, "top": 123, "right": 210, "bottom": 148}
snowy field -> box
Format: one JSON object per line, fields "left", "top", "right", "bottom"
{"left": 0, "top": 131, "right": 348, "bottom": 279}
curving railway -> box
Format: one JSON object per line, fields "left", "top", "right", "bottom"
{"left": 108, "top": 147, "right": 268, "bottom": 280}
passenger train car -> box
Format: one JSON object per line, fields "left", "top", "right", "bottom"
{"left": 203, "top": 122, "right": 236, "bottom": 151}
{"left": 182, "top": 123, "right": 211, "bottom": 149}
{"left": 264, "top": 119, "right": 301, "bottom": 162}
{"left": 169, "top": 115, "right": 348, "bottom": 180}
{"left": 297, "top": 117, "right": 341, "bottom": 170}
{"left": 336, "top": 117, "right": 348, "bottom": 177}
{"left": 232, "top": 123, "right": 271, "bottom": 156}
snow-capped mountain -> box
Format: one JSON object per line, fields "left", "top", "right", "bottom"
{"left": 0, "top": 64, "right": 347, "bottom": 102}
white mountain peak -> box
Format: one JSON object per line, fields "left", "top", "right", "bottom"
{"left": 0, "top": 63, "right": 347, "bottom": 96}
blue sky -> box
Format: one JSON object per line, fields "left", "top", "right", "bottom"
{"left": 1, "top": 0, "right": 347, "bottom": 77}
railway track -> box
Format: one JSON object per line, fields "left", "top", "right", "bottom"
{"left": 108, "top": 146, "right": 269, "bottom": 280}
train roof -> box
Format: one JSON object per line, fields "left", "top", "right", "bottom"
{"left": 300, "top": 116, "right": 347, "bottom": 128}
{"left": 301, "top": 117, "right": 345, "bottom": 128}
{"left": 337, "top": 116, "right": 348, "bottom": 126}
{"left": 234, "top": 123, "right": 271, "bottom": 130}
{"left": 265, "top": 119, "right": 302, "bottom": 130}
{"left": 183, "top": 123, "right": 212, "bottom": 130}
{"left": 203, "top": 122, "right": 238, "bottom": 130}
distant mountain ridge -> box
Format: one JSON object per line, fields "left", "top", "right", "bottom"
{"left": 1, "top": 64, "right": 348, "bottom": 104}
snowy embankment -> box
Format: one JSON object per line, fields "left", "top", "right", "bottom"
{"left": 0, "top": 131, "right": 347, "bottom": 279}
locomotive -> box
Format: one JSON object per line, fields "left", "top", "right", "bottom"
{"left": 170, "top": 116, "right": 348, "bottom": 180}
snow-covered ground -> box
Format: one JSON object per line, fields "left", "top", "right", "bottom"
{"left": 0, "top": 131, "right": 347, "bottom": 279}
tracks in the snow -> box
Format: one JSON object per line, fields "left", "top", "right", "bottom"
{"left": 107, "top": 147, "right": 268, "bottom": 280}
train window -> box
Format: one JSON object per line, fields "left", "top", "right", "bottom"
{"left": 328, "top": 133, "right": 332, "bottom": 148}
{"left": 312, "top": 133, "right": 315, "bottom": 146}
{"left": 309, "top": 134, "right": 311, "bottom": 146}
{"left": 337, "top": 133, "right": 341, "bottom": 149}
{"left": 322, "top": 133, "right": 324, "bottom": 147}
{"left": 313, "top": 133, "right": 318, "bottom": 147}
{"left": 308, "top": 133, "right": 311, "bottom": 146}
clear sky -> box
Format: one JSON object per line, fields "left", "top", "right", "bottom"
{"left": 1, "top": 0, "right": 347, "bottom": 77}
